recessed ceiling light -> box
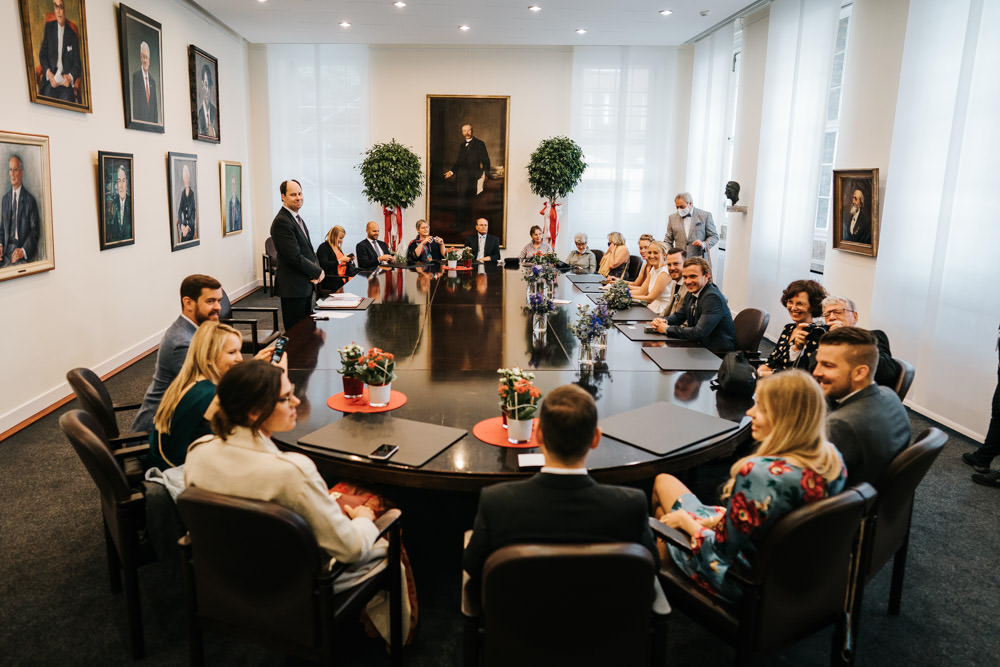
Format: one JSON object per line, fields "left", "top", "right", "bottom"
{"left": 659, "top": 9, "right": 672, "bottom": 16}
{"left": 339, "top": 20, "right": 351, "bottom": 28}
{"left": 575, "top": 28, "right": 587, "bottom": 35}
{"left": 528, "top": 5, "right": 541, "bottom": 12}
{"left": 459, "top": 24, "right": 471, "bottom": 31}
{"left": 393, "top": 1, "right": 406, "bottom": 7}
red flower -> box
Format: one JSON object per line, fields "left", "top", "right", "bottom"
{"left": 689, "top": 529, "right": 705, "bottom": 552}
{"left": 728, "top": 492, "right": 760, "bottom": 534}
{"left": 800, "top": 468, "right": 826, "bottom": 503}
{"left": 739, "top": 461, "right": 755, "bottom": 477}
{"left": 367, "top": 361, "right": 376, "bottom": 368}
{"left": 715, "top": 519, "right": 729, "bottom": 545}
{"left": 768, "top": 460, "right": 793, "bottom": 477}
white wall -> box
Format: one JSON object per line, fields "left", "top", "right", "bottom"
{"left": 0, "top": 0, "right": 255, "bottom": 436}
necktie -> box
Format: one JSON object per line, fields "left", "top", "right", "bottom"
{"left": 478, "top": 234, "right": 486, "bottom": 259}
{"left": 668, "top": 282, "right": 682, "bottom": 314}
{"left": 12, "top": 193, "right": 18, "bottom": 241}
{"left": 145, "top": 75, "right": 150, "bottom": 103}
{"left": 295, "top": 214, "right": 310, "bottom": 241}
{"left": 371, "top": 239, "right": 381, "bottom": 257}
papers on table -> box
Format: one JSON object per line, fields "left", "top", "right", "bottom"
{"left": 316, "top": 294, "right": 363, "bottom": 309}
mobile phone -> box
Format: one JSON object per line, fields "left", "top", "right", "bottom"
{"left": 369, "top": 443, "right": 399, "bottom": 461}
{"left": 270, "top": 336, "right": 289, "bottom": 364}
{"left": 644, "top": 326, "right": 661, "bottom": 334}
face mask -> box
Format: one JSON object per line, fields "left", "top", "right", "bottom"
{"left": 677, "top": 207, "right": 690, "bottom": 217}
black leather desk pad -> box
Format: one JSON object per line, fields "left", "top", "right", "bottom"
{"left": 574, "top": 282, "right": 605, "bottom": 293}
{"left": 565, "top": 273, "right": 605, "bottom": 283}
{"left": 600, "top": 402, "right": 738, "bottom": 456}
{"left": 614, "top": 322, "right": 673, "bottom": 341}
{"left": 316, "top": 297, "right": 374, "bottom": 311}
{"left": 608, "top": 304, "right": 657, "bottom": 322}
{"left": 642, "top": 346, "right": 722, "bottom": 371}
{"left": 298, "top": 414, "right": 467, "bottom": 468}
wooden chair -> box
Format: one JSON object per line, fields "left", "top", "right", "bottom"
{"left": 219, "top": 288, "right": 281, "bottom": 353}
{"left": 891, "top": 357, "right": 915, "bottom": 401}
{"left": 732, "top": 308, "right": 770, "bottom": 360}
{"left": 461, "top": 543, "right": 668, "bottom": 667}
{"left": 176, "top": 487, "right": 404, "bottom": 666}
{"left": 651, "top": 483, "right": 877, "bottom": 667}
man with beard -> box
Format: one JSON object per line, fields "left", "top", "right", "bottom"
{"left": 841, "top": 188, "right": 871, "bottom": 244}
{"left": 661, "top": 247, "right": 688, "bottom": 317}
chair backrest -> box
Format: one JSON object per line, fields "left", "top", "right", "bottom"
{"left": 219, "top": 288, "right": 233, "bottom": 319}
{"left": 265, "top": 236, "right": 278, "bottom": 261}
{"left": 626, "top": 254, "right": 642, "bottom": 281}
{"left": 176, "top": 486, "right": 326, "bottom": 648}
{"left": 748, "top": 483, "right": 877, "bottom": 653}
{"left": 592, "top": 248, "right": 604, "bottom": 266}
{"left": 66, "top": 367, "right": 120, "bottom": 439}
{"left": 733, "top": 308, "right": 770, "bottom": 356}
{"left": 868, "top": 427, "right": 946, "bottom": 575}
{"left": 891, "top": 357, "right": 915, "bottom": 401}
{"left": 481, "top": 542, "right": 655, "bottom": 666}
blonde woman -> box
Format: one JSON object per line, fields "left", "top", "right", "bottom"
{"left": 317, "top": 225, "right": 356, "bottom": 291}
{"left": 615, "top": 233, "right": 655, "bottom": 286}
{"left": 597, "top": 231, "right": 629, "bottom": 278}
{"left": 651, "top": 370, "right": 846, "bottom": 601}
{"left": 629, "top": 240, "right": 673, "bottom": 315}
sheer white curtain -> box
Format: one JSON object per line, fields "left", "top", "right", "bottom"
{"left": 746, "top": 0, "right": 841, "bottom": 337}
{"left": 266, "top": 45, "right": 370, "bottom": 246}
{"left": 870, "top": 0, "right": 1000, "bottom": 438}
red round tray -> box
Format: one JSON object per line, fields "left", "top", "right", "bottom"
{"left": 327, "top": 389, "right": 408, "bottom": 413}
{"left": 472, "top": 416, "right": 541, "bottom": 449}
{"left": 444, "top": 265, "right": 473, "bottom": 271}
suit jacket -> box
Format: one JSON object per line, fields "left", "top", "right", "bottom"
{"left": 176, "top": 188, "right": 196, "bottom": 242}
{"left": 451, "top": 137, "right": 490, "bottom": 195}
{"left": 270, "top": 207, "right": 322, "bottom": 298}
{"left": 38, "top": 20, "right": 81, "bottom": 97}
{"left": 463, "top": 232, "right": 501, "bottom": 263}
{"left": 665, "top": 282, "right": 736, "bottom": 355}
{"left": 226, "top": 196, "right": 241, "bottom": 233}
{"left": 664, "top": 279, "right": 688, "bottom": 318}
{"left": 842, "top": 208, "right": 871, "bottom": 244}
{"left": 198, "top": 101, "right": 218, "bottom": 137}
{"left": 664, "top": 207, "right": 718, "bottom": 260}
{"left": 1, "top": 187, "right": 40, "bottom": 265}
{"left": 131, "top": 68, "right": 158, "bottom": 123}
{"left": 828, "top": 383, "right": 911, "bottom": 486}
{"left": 108, "top": 195, "right": 132, "bottom": 244}
{"left": 355, "top": 236, "right": 392, "bottom": 270}
{"left": 132, "top": 315, "right": 198, "bottom": 433}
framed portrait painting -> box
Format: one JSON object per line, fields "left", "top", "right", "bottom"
{"left": 219, "top": 161, "right": 242, "bottom": 236}
{"left": 0, "top": 131, "right": 54, "bottom": 283}
{"left": 167, "top": 152, "right": 199, "bottom": 251}
{"left": 97, "top": 151, "right": 134, "bottom": 251}
{"left": 117, "top": 4, "right": 163, "bottom": 133}
{"left": 426, "top": 95, "right": 509, "bottom": 247}
{"left": 832, "top": 168, "right": 879, "bottom": 257}
{"left": 17, "top": 0, "right": 93, "bottom": 112}
{"left": 189, "top": 46, "right": 220, "bottom": 143}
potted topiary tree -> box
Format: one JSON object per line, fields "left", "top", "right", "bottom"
{"left": 527, "top": 136, "right": 587, "bottom": 248}
{"left": 357, "top": 139, "right": 423, "bottom": 251}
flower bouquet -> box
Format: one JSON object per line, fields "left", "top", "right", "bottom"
{"left": 601, "top": 279, "right": 633, "bottom": 311}
{"left": 358, "top": 347, "right": 397, "bottom": 407}
{"left": 337, "top": 342, "right": 366, "bottom": 398}
{"left": 445, "top": 248, "right": 462, "bottom": 269}
{"left": 526, "top": 291, "right": 555, "bottom": 315}
{"left": 572, "top": 303, "right": 612, "bottom": 366}
{"left": 497, "top": 366, "right": 543, "bottom": 442}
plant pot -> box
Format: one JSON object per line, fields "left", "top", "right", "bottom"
{"left": 507, "top": 417, "right": 533, "bottom": 444}
{"left": 342, "top": 376, "right": 364, "bottom": 399}
{"left": 501, "top": 405, "right": 509, "bottom": 429}
{"left": 447, "top": 259, "right": 458, "bottom": 269}
{"left": 462, "top": 259, "right": 473, "bottom": 268}
{"left": 368, "top": 383, "right": 392, "bottom": 408}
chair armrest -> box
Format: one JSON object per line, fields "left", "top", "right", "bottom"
{"left": 112, "top": 401, "right": 142, "bottom": 412}
{"left": 461, "top": 570, "right": 481, "bottom": 619}
{"left": 648, "top": 516, "right": 690, "bottom": 551}
{"left": 374, "top": 508, "right": 402, "bottom": 538}
{"left": 109, "top": 431, "right": 150, "bottom": 448}
{"left": 113, "top": 442, "right": 151, "bottom": 459}
{"left": 229, "top": 306, "right": 279, "bottom": 332}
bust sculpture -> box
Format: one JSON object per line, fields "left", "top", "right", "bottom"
{"left": 725, "top": 181, "right": 740, "bottom": 206}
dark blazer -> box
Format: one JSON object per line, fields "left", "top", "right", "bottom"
{"left": 226, "top": 196, "right": 241, "bottom": 233}
{"left": 463, "top": 472, "right": 658, "bottom": 584}
{"left": 463, "top": 232, "right": 501, "bottom": 263}
{"left": 270, "top": 208, "right": 322, "bottom": 298}
{"left": 665, "top": 282, "right": 737, "bottom": 355}
{"left": 1, "top": 187, "right": 40, "bottom": 265}
{"left": 451, "top": 137, "right": 490, "bottom": 195}
{"left": 197, "top": 101, "right": 218, "bottom": 137}
{"left": 108, "top": 195, "right": 132, "bottom": 244}
{"left": 38, "top": 20, "right": 81, "bottom": 100}
{"left": 842, "top": 208, "right": 871, "bottom": 244}
{"left": 316, "top": 241, "right": 357, "bottom": 291}
{"left": 828, "top": 383, "right": 911, "bottom": 486}
{"left": 355, "top": 236, "right": 392, "bottom": 270}
{"left": 131, "top": 68, "right": 158, "bottom": 123}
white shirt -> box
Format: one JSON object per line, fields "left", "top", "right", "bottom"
{"left": 477, "top": 234, "right": 487, "bottom": 259}
{"left": 540, "top": 466, "right": 589, "bottom": 475}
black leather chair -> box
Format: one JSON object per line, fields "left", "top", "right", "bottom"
{"left": 626, "top": 254, "right": 642, "bottom": 281}
{"left": 592, "top": 248, "right": 604, "bottom": 267}
{"left": 60, "top": 409, "right": 156, "bottom": 659}
{"left": 176, "top": 487, "right": 403, "bottom": 666}
{"left": 263, "top": 236, "right": 279, "bottom": 296}
{"left": 219, "top": 288, "right": 281, "bottom": 354}
{"left": 462, "top": 543, "right": 668, "bottom": 667}
{"left": 651, "top": 483, "right": 877, "bottom": 667}
{"left": 732, "top": 308, "right": 770, "bottom": 360}
{"left": 891, "top": 357, "right": 915, "bottom": 401}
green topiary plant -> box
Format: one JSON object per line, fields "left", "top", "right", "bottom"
{"left": 526, "top": 136, "right": 586, "bottom": 247}
{"left": 357, "top": 139, "right": 423, "bottom": 250}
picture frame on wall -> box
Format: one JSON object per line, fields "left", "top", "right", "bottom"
{"left": 17, "top": 0, "right": 93, "bottom": 112}
{"left": 117, "top": 3, "right": 163, "bottom": 133}
{"left": 0, "top": 131, "right": 55, "bottom": 282}
{"left": 97, "top": 151, "right": 134, "bottom": 251}
{"left": 167, "top": 152, "right": 199, "bottom": 251}
{"left": 426, "top": 95, "right": 509, "bottom": 247}
{"left": 832, "top": 168, "right": 880, "bottom": 257}
{"left": 219, "top": 161, "right": 242, "bottom": 236}
{"left": 189, "top": 45, "right": 220, "bottom": 143}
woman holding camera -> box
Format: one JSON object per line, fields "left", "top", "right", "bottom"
{"left": 757, "top": 279, "right": 828, "bottom": 377}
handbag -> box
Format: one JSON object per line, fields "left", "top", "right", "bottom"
{"left": 711, "top": 351, "right": 757, "bottom": 397}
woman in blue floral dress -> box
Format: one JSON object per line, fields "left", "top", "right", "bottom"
{"left": 651, "top": 370, "right": 846, "bottom": 601}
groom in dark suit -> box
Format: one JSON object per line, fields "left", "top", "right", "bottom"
{"left": 463, "top": 217, "right": 500, "bottom": 263}
{"left": 444, "top": 123, "right": 490, "bottom": 231}
{"left": 270, "top": 179, "right": 324, "bottom": 329}
{"left": 355, "top": 220, "right": 394, "bottom": 270}
{"left": 652, "top": 257, "right": 735, "bottom": 355}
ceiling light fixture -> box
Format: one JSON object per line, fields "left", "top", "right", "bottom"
{"left": 393, "top": 1, "right": 406, "bottom": 7}
{"left": 575, "top": 28, "right": 587, "bottom": 35}
{"left": 659, "top": 9, "right": 672, "bottom": 16}
{"left": 459, "top": 24, "right": 471, "bottom": 31}
{"left": 339, "top": 20, "right": 351, "bottom": 27}
{"left": 528, "top": 5, "right": 541, "bottom": 12}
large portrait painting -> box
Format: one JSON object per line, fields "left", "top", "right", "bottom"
{"left": 0, "top": 131, "right": 54, "bottom": 282}
{"left": 17, "top": 0, "right": 92, "bottom": 112}
{"left": 832, "top": 168, "right": 879, "bottom": 257}
{"left": 426, "top": 95, "right": 509, "bottom": 247}
{"left": 117, "top": 4, "right": 163, "bottom": 133}
{"left": 219, "top": 161, "right": 242, "bottom": 236}
{"left": 189, "top": 45, "right": 220, "bottom": 143}
{"left": 97, "top": 151, "right": 134, "bottom": 251}
{"left": 167, "top": 152, "right": 199, "bottom": 251}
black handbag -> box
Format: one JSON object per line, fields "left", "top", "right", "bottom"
{"left": 711, "top": 351, "right": 757, "bottom": 397}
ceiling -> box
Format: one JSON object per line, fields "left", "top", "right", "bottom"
{"left": 192, "top": 0, "right": 759, "bottom": 46}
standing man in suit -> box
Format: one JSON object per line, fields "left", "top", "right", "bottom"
{"left": 664, "top": 192, "right": 718, "bottom": 264}
{"left": 226, "top": 174, "right": 241, "bottom": 233}
{"left": 38, "top": 0, "right": 81, "bottom": 102}
{"left": 841, "top": 188, "right": 871, "bottom": 244}
{"left": 197, "top": 64, "right": 218, "bottom": 139}
{"left": 355, "top": 220, "right": 393, "bottom": 270}
{"left": 1, "top": 156, "right": 40, "bottom": 266}
{"left": 108, "top": 165, "right": 131, "bottom": 244}
{"left": 651, "top": 257, "right": 735, "bottom": 355}
{"left": 813, "top": 327, "right": 911, "bottom": 486}
{"left": 131, "top": 41, "right": 158, "bottom": 123}
{"left": 443, "top": 123, "right": 490, "bottom": 231}
{"left": 270, "top": 179, "right": 324, "bottom": 329}
{"left": 820, "top": 295, "right": 899, "bottom": 387}
{"left": 464, "top": 217, "right": 500, "bottom": 263}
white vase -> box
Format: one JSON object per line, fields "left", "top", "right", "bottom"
{"left": 507, "top": 417, "right": 533, "bottom": 444}
{"left": 447, "top": 259, "right": 458, "bottom": 269}
{"left": 368, "top": 383, "right": 392, "bottom": 408}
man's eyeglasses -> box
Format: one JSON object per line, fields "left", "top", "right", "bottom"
{"left": 823, "top": 307, "right": 854, "bottom": 318}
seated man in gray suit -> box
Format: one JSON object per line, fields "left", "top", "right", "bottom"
{"left": 663, "top": 192, "right": 718, "bottom": 263}
{"left": 463, "top": 384, "right": 667, "bottom": 612}
{"left": 813, "top": 327, "right": 911, "bottom": 485}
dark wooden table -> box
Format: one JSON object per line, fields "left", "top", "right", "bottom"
{"left": 277, "top": 265, "right": 752, "bottom": 492}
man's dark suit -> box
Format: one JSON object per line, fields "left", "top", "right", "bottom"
{"left": 463, "top": 232, "right": 500, "bottom": 263}
{"left": 462, "top": 472, "right": 658, "bottom": 584}
{"left": 355, "top": 236, "right": 391, "bottom": 270}
{"left": 270, "top": 207, "right": 322, "bottom": 329}
{"left": 664, "top": 282, "right": 736, "bottom": 355}
{"left": 842, "top": 208, "right": 871, "bottom": 244}
{"left": 1, "top": 187, "right": 40, "bottom": 265}
{"left": 450, "top": 137, "right": 490, "bottom": 229}
{"left": 108, "top": 195, "right": 132, "bottom": 244}
{"left": 131, "top": 69, "right": 158, "bottom": 123}
{"left": 828, "top": 383, "right": 911, "bottom": 486}
{"left": 38, "top": 20, "right": 81, "bottom": 102}
{"left": 198, "top": 101, "right": 218, "bottom": 137}
{"left": 226, "top": 196, "right": 241, "bottom": 233}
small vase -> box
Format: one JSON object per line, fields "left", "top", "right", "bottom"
{"left": 532, "top": 312, "right": 548, "bottom": 336}
{"left": 579, "top": 340, "right": 595, "bottom": 367}
{"left": 462, "top": 259, "right": 473, "bottom": 268}
{"left": 342, "top": 376, "right": 364, "bottom": 399}
{"left": 593, "top": 331, "right": 608, "bottom": 363}
{"left": 501, "top": 405, "right": 509, "bottom": 429}
{"left": 507, "top": 417, "right": 533, "bottom": 444}
{"left": 447, "top": 259, "right": 458, "bottom": 269}
{"left": 368, "top": 383, "right": 392, "bottom": 408}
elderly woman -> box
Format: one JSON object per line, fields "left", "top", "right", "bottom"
{"left": 406, "top": 219, "right": 444, "bottom": 263}
{"left": 518, "top": 225, "right": 553, "bottom": 261}
{"left": 317, "top": 225, "right": 357, "bottom": 291}
{"left": 757, "top": 279, "right": 828, "bottom": 377}
{"left": 564, "top": 232, "right": 596, "bottom": 273}
{"left": 597, "top": 231, "right": 629, "bottom": 279}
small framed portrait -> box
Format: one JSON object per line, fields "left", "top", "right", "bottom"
{"left": 117, "top": 4, "right": 163, "bottom": 133}
{"left": 189, "top": 46, "right": 220, "bottom": 143}
{"left": 219, "top": 161, "right": 242, "bottom": 236}
{"left": 0, "top": 131, "right": 55, "bottom": 283}
{"left": 167, "top": 152, "right": 199, "bottom": 252}
{"left": 17, "top": 0, "right": 93, "bottom": 112}
{"left": 97, "top": 151, "right": 134, "bottom": 251}
{"left": 832, "top": 168, "right": 880, "bottom": 257}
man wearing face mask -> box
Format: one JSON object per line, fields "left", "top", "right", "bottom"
{"left": 664, "top": 192, "right": 718, "bottom": 264}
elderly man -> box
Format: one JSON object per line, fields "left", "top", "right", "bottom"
{"left": 664, "top": 192, "right": 718, "bottom": 262}
{"left": 108, "top": 165, "right": 132, "bottom": 244}
{"left": 355, "top": 220, "right": 394, "bottom": 270}
{"left": 131, "top": 41, "right": 158, "bottom": 123}
{"left": 820, "top": 295, "right": 899, "bottom": 387}
{"left": 651, "top": 257, "right": 735, "bottom": 355}
{"left": 38, "top": 0, "right": 82, "bottom": 102}
{"left": 463, "top": 217, "right": 500, "bottom": 263}
{"left": 841, "top": 188, "right": 871, "bottom": 244}
{"left": 2, "top": 155, "right": 40, "bottom": 266}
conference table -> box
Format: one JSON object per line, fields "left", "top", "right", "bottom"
{"left": 277, "top": 264, "right": 752, "bottom": 493}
